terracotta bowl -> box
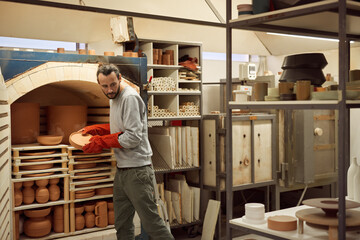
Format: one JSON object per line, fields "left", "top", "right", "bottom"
{"left": 69, "top": 132, "right": 92, "bottom": 150}
{"left": 37, "top": 135, "right": 63, "bottom": 146}
{"left": 24, "top": 207, "right": 51, "bottom": 218}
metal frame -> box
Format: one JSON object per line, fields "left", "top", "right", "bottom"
{"left": 203, "top": 113, "right": 277, "bottom": 239}
{"left": 226, "top": 1, "right": 354, "bottom": 239}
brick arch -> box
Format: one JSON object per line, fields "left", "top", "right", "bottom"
{"left": 5, "top": 62, "right": 99, "bottom": 104}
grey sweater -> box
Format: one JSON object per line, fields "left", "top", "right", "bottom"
{"left": 110, "top": 86, "right": 152, "bottom": 168}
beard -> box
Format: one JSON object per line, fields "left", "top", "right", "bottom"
{"left": 104, "top": 85, "right": 120, "bottom": 99}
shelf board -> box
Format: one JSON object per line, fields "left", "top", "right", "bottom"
{"left": 14, "top": 199, "right": 70, "bottom": 211}
{"left": 229, "top": 100, "right": 339, "bottom": 110}
{"left": 148, "top": 64, "right": 181, "bottom": 70}
{"left": 148, "top": 91, "right": 201, "bottom": 95}
{"left": 346, "top": 100, "right": 360, "bottom": 107}
{"left": 229, "top": 0, "right": 360, "bottom": 39}
{"left": 178, "top": 80, "right": 201, "bottom": 83}
{"left": 148, "top": 116, "right": 201, "bottom": 121}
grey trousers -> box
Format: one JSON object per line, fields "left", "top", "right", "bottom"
{"left": 113, "top": 165, "right": 174, "bottom": 240}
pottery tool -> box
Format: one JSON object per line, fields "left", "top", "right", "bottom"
{"left": 143, "top": 76, "right": 152, "bottom": 90}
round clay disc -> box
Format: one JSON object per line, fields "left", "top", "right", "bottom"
{"left": 69, "top": 132, "right": 92, "bottom": 150}
{"left": 267, "top": 215, "right": 297, "bottom": 231}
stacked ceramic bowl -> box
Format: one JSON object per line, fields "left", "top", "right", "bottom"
{"left": 242, "top": 203, "right": 266, "bottom": 224}
{"left": 279, "top": 53, "right": 328, "bottom": 87}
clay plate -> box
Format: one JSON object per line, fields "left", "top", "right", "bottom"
{"left": 69, "top": 132, "right": 92, "bottom": 150}
{"left": 23, "top": 172, "right": 54, "bottom": 178}
{"left": 37, "top": 135, "right": 63, "bottom": 146}
{"left": 20, "top": 163, "right": 53, "bottom": 171}
{"left": 80, "top": 175, "right": 109, "bottom": 181}
{"left": 24, "top": 207, "right": 51, "bottom": 218}
{"left": 267, "top": 215, "right": 297, "bottom": 231}
{"left": 95, "top": 187, "right": 113, "bottom": 195}
{"left": 22, "top": 157, "right": 55, "bottom": 163}
{"left": 77, "top": 182, "right": 97, "bottom": 187}
{"left": 74, "top": 163, "right": 97, "bottom": 169}
{"left": 75, "top": 171, "right": 100, "bottom": 176}
{"left": 75, "top": 157, "right": 101, "bottom": 162}
{"left": 75, "top": 190, "right": 95, "bottom": 199}
{"left": 20, "top": 150, "right": 56, "bottom": 156}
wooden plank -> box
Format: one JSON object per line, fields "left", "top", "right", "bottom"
{"left": 254, "top": 120, "right": 272, "bottom": 183}
{"left": 201, "top": 199, "right": 220, "bottom": 240}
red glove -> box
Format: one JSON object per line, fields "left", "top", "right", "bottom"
{"left": 82, "top": 132, "right": 123, "bottom": 154}
{"left": 81, "top": 124, "right": 110, "bottom": 136}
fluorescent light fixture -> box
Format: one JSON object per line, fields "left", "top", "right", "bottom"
{"left": 267, "top": 32, "right": 354, "bottom": 43}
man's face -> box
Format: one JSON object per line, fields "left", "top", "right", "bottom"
{"left": 98, "top": 72, "right": 121, "bottom": 99}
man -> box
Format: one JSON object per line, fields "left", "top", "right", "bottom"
{"left": 82, "top": 64, "right": 174, "bottom": 240}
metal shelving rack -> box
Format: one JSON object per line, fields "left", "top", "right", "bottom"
{"left": 225, "top": 0, "right": 359, "bottom": 239}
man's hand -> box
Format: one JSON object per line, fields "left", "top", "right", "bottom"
{"left": 81, "top": 124, "right": 111, "bottom": 136}
{"left": 82, "top": 132, "right": 123, "bottom": 153}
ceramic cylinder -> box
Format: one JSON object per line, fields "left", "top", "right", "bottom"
{"left": 347, "top": 157, "right": 358, "bottom": 200}
{"left": 57, "top": 48, "right": 65, "bottom": 53}
{"left": 11, "top": 102, "right": 40, "bottom": 144}
{"left": 278, "top": 82, "right": 294, "bottom": 95}
{"left": 53, "top": 205, "right": 64, "bottom": 233}
{"left": 353, "top": 158, "right": 360, "bottom": 202}
{"left": 296, "top": 80, "right": 311, "bottom": 100}
{"left": 47, "top": 105, "right": 87, "bottom": 144}
{"left": 254, "top": 82, "right": 268, "bottom": 101}
{"left": 104, "top": 51, "right": 115, "bottom": 56}
{"left": 85, "top": 212, "right": 95, "bottom": 228}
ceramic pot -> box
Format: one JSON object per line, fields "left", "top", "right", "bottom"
{"left": 24, "top": 217, "right": 51, "bottom": 238}
{"left": 57, "top": 48, "right": 65, "bottom": 53}
{"left": 107, "top": 201, "right": 114, "bottom": 210}
{"left": 75, "top": 203, "right": 84, "bottom": 215}
{"left": 108, "top": 209, "right": 115, "bottom": 225}
{"left": 14, "top": 182, "right": 23, "bottom": 207}
{"left": 123, "top": 52, "right": 132, "bottom": 57}
{"left": 254, "top": 82, "right": 268, "bottom": 101}
{"left": 47, "top": 105, "right": 87, "bottom": 144}
{"left": 35, "top": 187, "right": 49, "bottom": 204}
{"left": 35, "top": 179, "right": 49, "bottom": 188}
{"left": 49, "top": 179, "right": 60, "bottom": 201}
{"left": 78, "top": 49, "right": 86, "bottom": 55}
{"left": 85, "top": 212, "right": 95, "bottom": 228}
{"left": 88, "top": 49, "right": 96, "bottom": 55}
{"left": 278, "top": 82, "right": 295, "bottom": 95}
{"left": 11, "top": 102, "right": 40, "bottom": 144}
{"left": 75, "top": 214, "right": 85, "bottom": 231}
{"left": 53, "top": 205, "right": 64, "bottom": 232}
{"left": 23, "top": 181, "right": 35, "bottom": 205}
{"left": 84, "top": 201, "right": 95, "bottom": 212}
{"left": 296, "top": 80, "right": 311, "bottom": 100}
{"left": 353, "top": 158, "right": 360, "bottom": 202}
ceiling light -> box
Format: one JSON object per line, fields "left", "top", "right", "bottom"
{"left": 267, "top": 32, "right": 354, "bottom": 43}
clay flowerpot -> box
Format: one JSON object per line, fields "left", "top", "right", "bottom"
{"left": 85, "top": 212, "right": 95, "bottom": 228}
{"left": 47, "top": 105, "right": 87, "bottom": 144}
{"left": 11, "top": 102, "right": 40, "bottom": 144}
{"left": 14, "top": 182, "right": 23, "bottom": 207}
{"left": 37, "top": 135, "right": 63, "bottom": 146}
{"left": 49, "top": 178, "right": 60, "bottom": 201}
{"left": 104, "top": 51, "right": 115, "bottom": 56}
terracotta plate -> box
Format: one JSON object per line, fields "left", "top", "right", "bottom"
{"left": 69, "top": 132, "right": 92, "bottom": 150}
{"left": 74, "top": 163, "right": 97, "bottom": 169}
{"left": 75, "top": 191, "right": 95, "bottom": 199}
{"left": 75, "top": 157, "right": 101, "bottom": 162}
{"left": 23, "top": 172, "right": 54, "bottom": 178}
{"left": 20, "top": 150, "right": 56, "bottom": 156}
{"left": 22, "top": 157, "right": 55, "bottom": 162}
{"left": 75, "top": 171, "right": 100, "bottom": 176}
{"left": 20, "top": 163, "right": 53, "bottom": 171}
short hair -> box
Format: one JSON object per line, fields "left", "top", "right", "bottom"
{"left": 97, "top": 63, "right": 120, "bottom": 80}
